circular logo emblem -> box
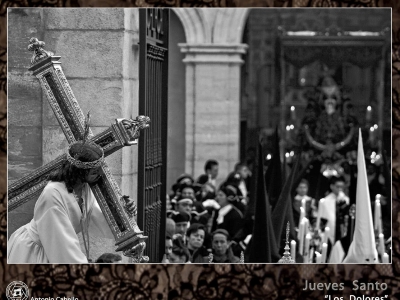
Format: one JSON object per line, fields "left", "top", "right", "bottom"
{"left": 6, "top": 281, "right": 29, "bottom": 300}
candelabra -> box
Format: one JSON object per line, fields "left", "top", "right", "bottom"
{"left": 278, "top": 222, "right": 295, "bottom": 263}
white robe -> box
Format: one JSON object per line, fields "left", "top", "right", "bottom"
{"left": 316, "top": 192, "right": 349, "bottom": 245}
{"left": 8, "top": 181, "right": 114, "bottom": 263}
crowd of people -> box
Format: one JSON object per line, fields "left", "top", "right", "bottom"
{"left": 162, "top": 160, "right": 252, "bottom": 263}
{"left": 161, "top": 156, "right": 389, "bottom": 264}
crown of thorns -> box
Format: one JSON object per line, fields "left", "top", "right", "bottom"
{"left": 66, "top": 143, "right": 104, "bottom": 169}
{"left": 66, "top": 112, "right": 104, "bottom": 169}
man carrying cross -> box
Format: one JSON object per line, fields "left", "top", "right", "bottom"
{"left": 8, "top": 31, "right": 150, "bottom": 263}
{"left": 8, "top": 122, "right": 137, "bottom": 263}
{"left": 8, "top": 118, "right": 148, "bottom": 263}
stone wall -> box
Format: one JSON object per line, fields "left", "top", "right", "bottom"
{"left": 173, "top": 8, "right": 248, "bottom": 186}
{"left": 8, "top": 8, "right": 140, "bottom": 263}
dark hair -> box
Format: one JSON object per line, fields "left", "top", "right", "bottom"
{"left": 234, "top": 162, "right": 247, "bottom": 172}
{"left": 298, "top": 179, "right": 309, "bottom": 188}
{"left": 225, "top": 171, "right": 241, "bottom": 186}
{"left": 172, "top": 237, "right": 190, "bottom": 260}
{"left": 176, "top": 173, "right": 194, "bottom": 185}
{"left": 330, "top": 176, "right": 345, "bottom": 186}
{"left": 205, "top": 159, "right": 218, "bottom": 172}
{"left": 180, "top": 185, "right": 195, "bottom": 193}
{"left": 48, "top": 143, "right": 102, "bottom": 193}
{"left": 186, "top": 223, "right": 206, "bottom": 237}
{"left": 196, "top": 174, "right": 209, "bottom": 185}
{"left": 219, "top": 184, "right": 237, "bottom": 201}
{"left": 96, "top": 253, "right": 122, "bottom": 263}
{"left": 211, "top": 229, "right": 230, "bottom": 240}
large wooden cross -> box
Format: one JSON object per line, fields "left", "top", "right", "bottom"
{"left": 8, "top": 38, "right": 149, "bottom": 262}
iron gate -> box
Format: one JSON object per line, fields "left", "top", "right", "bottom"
{"left": 138, "top": 8, "right": 169, "bottom": 263}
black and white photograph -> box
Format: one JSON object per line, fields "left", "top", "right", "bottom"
{"left": 7, "top": 7, "right": 391, "bottom": 265}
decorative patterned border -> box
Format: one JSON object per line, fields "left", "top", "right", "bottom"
{"left": 1, "top": 1, "right": 400, "bottom": 299}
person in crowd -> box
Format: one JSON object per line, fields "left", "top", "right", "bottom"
{"left": 169, "top": 236, "right": 190, "bottom": 263}
{"left": 166, "top": 217, "right": 176, "bottom": 238}
{"left": 197, "top": 182, "right": 216, "bottom": 202}
{"left": 212, "top": 185, "right": 244, "bottom": 239}
{"left": 161, "top": 235, "right": 173, "bottom": 263}
{"left": 292, "top": 179, "right": 317, "bottom": 227}
{"left": 181, "top": 185, "right": 196, "bottom": 201}
{"left": 186, "top": 223, "right": 209, "bottom": 263}
{"left": 222, "top": 173, "right": 247, "bottom": 214}
{"left": 170, "top": 211, "right": 191, "bottom": 240}
{"left": 234, "top": 162, "right": 251, "bottom": 201}
{"left": 208, "top": 229, "right": 240, "bottom": 263}
{"left": 190, "top": 208, "right": 209, "bottom": 226}
{"left": 245, "top": 147, "right": 256, "bottom": 177}
{"left": 96, "top": 253, "right": 122, "bottom": 263}
{"left": 200, "top": 183, "right": 220, "bottom": 234}
{"left": 181, "top": 184, "right": 210, "bottom": 226}
{"left": 231, "top": 214, "right": 254, "bottom": 257}
{"left": 175, "top": 198, "right": 194, "bottom": 216}
{"left": 169, "top": 174, "right": 195, "bottom": 202}
{"left": 196, "top": 159, "right": 219, "bottom": 187}
{"left": 8, "top": 140, "right": 136, "bottom": 263}
{"left": 316, "top": 176, "right": 350, "bottom": 245}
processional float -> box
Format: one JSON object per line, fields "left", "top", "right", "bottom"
{"left": 8, "top": 38, "right": 150, "bottom": 262}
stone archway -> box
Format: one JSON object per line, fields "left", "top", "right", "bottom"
{"left": 171, "top": 8, "right": 249, "bottom": 185}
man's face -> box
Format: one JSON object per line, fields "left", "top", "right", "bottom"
{"left": 331, "top": 180, "right": 345, "bottom": 196}
{"left": 175, "top": 222, "right": 188, "bottom": 235}
{"left": 238, "top": 166, "right": 250, "bottom": 179}
{"left": 86, "top": 167, "right": 101, "bottom": 184}
{"left": 296, "top": 183, "right": 308, "bottom": 197}
{"left": 177, "top": 202, "right": 192, "bottom": 215}
{"left": 165, "top": 239, "right": 173, "bottom": 257}
{"left": 181, "top": 187, "right": 195, "bottom": 200}
{"left": 212, "top": 233, "right": 229, "bottom": 256}
{"left": 208, "top": 165, "right": 219, "bottom": 179}
{"left": 187, "top": 229, "right": 205, "bottom": 250}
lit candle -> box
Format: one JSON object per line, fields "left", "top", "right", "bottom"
{"left": 303, "top": 218, "right": 310, "bottom": 237}
{"left": 315, "top": 251, "right": 322, "bottom": 264}
{"left": 290, "top": 106, "right": 296, "bottom": 121}
{"left": 299, "top": 219, "right": 305, "bottom": 255}
{"left": 299, "top": 207, "right": 305, "bottom": 229}
{"left": 382, "top": 253, "right": 389, "bottom": 263}
{"left": 315, "top": 198, "right": 324, "bottom": 231}
{"left": 366, "top": 106, "right": 372, "bottom": 122}
{"left": 286, "top": 125, "right": 290, "bottom": 140}
{"left": 374, "top": 197, "right": 379, "bottom": 232}
{"left": 291, "top": 240, "right": 296, "bottom": 262}
{"left": 378, "top": 233, "right": 385, "bottom": 258}
{"left": 303, "top": 234, "right": 311, "bottom": 263}
{"left": 369, "top": 127, "right": 375, "bottom": 144}
{"left": 323, "top": 227, "right": 330, "bottom": 245}
{"left": 375, "top": 199, "right": 382, "bottom": 235}
{"left": 321, "top": 243, "right": 328, "bottom": 263}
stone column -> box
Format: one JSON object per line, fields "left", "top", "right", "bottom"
{"left": 179, "top": 44, "right": 247, "bottom": 186}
